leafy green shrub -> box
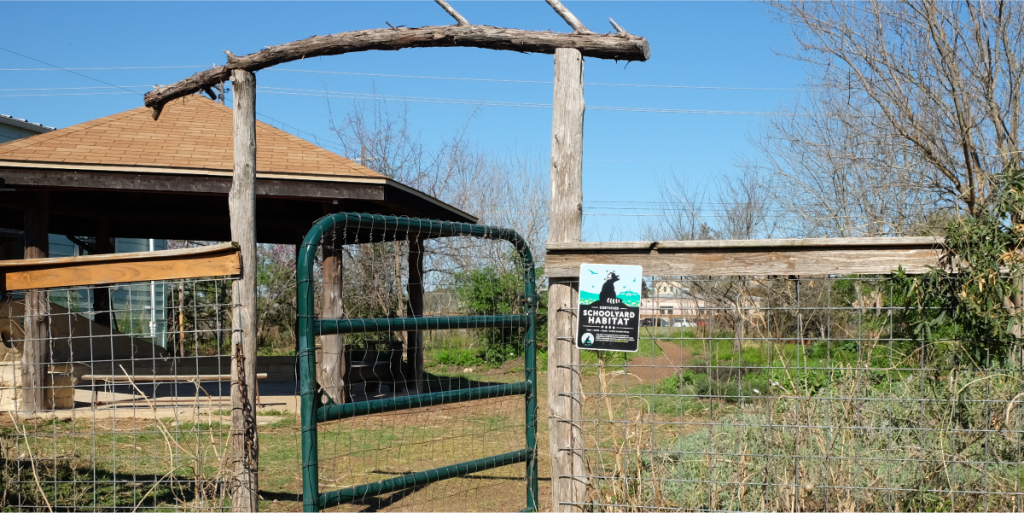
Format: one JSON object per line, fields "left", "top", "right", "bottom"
{"left": 429, "top": 347, "right": 486, "bottom": 368}
{"left": 453, "top": 265, "right": 541, "bottom": 365}
{"left": 896, "top": 167, "right": 1024, "bottom": 364}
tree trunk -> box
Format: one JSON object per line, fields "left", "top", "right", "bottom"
{"left": 321, "top": 211, "right": 349, "bottom": 403}
{"left": 547, "top": 47, "right": 587, "bottom": 512}
{"left": 21, "top": 192, "right": 50, "bottom": 414}
{"left": 407, "top": 238, "right": 425, "bottom": 394}
{"left": 229, "top": 68, "right": 259, "bottom": 513}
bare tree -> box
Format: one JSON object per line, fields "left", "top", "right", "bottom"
{"left": 649, "top": 166, "right": 781, "bottom": 354}
{"left": 651, "top": 166, "right": 780, "bottom": 241}
{"left": 747, "top": 89, "right": 947, "bottom": 237}
{"left": 330, "top": 96, "right": 548, "bottom": 269}
{"left": 767, "top": 0, "right": 1024, "bottom": 218}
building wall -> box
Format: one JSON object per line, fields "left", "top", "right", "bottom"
{"left": 0, "top": 123, "right": 43, "bottom": 144}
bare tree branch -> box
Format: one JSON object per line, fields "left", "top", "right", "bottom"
{"left": 545, "top": 0, "right": 593, "bottom": 34}
{"left": 144, "top": 24, "right": 647, "bottom": 118}
{"left": 767, "top": 0, "right": 1024, "bottom": 217}
{"left": 434, "top": 0, "right": 470, "bottom": 26}
{"left": 608, "top": 18, "right": 626, "bottom": 35}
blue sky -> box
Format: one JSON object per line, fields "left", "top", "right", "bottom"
{"left": 0, "top": 1, "right": 804, "bottom": 241}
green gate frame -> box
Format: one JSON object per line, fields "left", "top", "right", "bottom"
{"left": 297, "top": 212, "right": 539, "bottom": 512}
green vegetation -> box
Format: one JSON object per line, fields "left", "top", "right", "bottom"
{"left": 896, "top": 167, "right": 1024, "bottom": 365}
{"left": 445, "top": 264, "right": 545, "bottom": 366}
{"left": 586, "top": 245, "right": 1024, "bottom": 511}
{"left": 1, "top": 397, "right": 522, "bottom": 512}
{"left": 452, "top": 267, "right": 527, "bottom": 364}
{"left": 426, "top": 347, "right": 487, "bottom": 369}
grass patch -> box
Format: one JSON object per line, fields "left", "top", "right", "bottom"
{"left": 426, "top": 347, "right": 486, "bottom": 369}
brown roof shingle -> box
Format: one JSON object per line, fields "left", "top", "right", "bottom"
{"left": 0, "top": 95, "right": 384, "bottom": 181}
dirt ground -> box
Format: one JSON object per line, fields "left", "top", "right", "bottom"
{"left": 5, "top": 344, "right": 698, "bottom": 513}
{"left": 625, "top": 340, "right": 690, "bottom": 384}
{"left": 257, "top": 369, "right": 553, "bottom": 513}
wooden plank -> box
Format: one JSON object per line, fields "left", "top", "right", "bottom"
{"left": 1, "top": 243, "right": 240, "bottom": 291}
{"left": 1, "top": 241, "right": 237, "bottom": 269}
{"left": 83, "top": 373, "right": 268, "bottom": 383}
{"left": 547, "top": 236, "right": 941, "bottom": 251}
{"left": 544, "top": 238, "right": 944, "bottom": 278}
{"left": 548, "top": 47, "right": 587, "bottom": 512}
{"left": 5, "top": 252, "right": 241, "bottom": 291}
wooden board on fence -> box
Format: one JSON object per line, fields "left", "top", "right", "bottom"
{"left": 545, "top": 236, "right": 943, "bottom": 278}
{"left": 0, "top": 242, "right": 240, "bottom": 291}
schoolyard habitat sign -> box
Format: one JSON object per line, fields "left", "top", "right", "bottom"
{"left": 576, "top": 264, "right": 642, "bottom": 352}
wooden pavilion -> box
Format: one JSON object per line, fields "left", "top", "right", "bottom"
{"left": 0, "top": 94, "right": 475, "bottom": 247}
{"left": 0, "top": 94, "right": 471, "bottom": 410}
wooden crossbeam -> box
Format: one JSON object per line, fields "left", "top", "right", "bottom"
{"left": 544, "top": 237, "right": 944, "bottom": 278}
{"left": 144, "top": 25, "right": 648, "bottom": 118}
{"left": 0, "top": 242, "right": 240, "bottom": 292}
{"left": 84, "top": 373, "right": 267, "bottom": 383}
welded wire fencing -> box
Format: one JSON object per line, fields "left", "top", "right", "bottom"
{"left": 0, "top": 277, "right": 243, "bottom": 512}
{"left": 300, "top": 213, "right": 538, "bottom": 512}
{"left": 566, "top": 274, "right": 1024, "bottom": 512}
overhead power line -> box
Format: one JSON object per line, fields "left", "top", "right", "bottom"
{"left": 270, "top": 68, "right": 803, "bottom": 91}
{"left": 0, "top": 47, "right": 143, "bottom": 96}
{"left": 0, "top": 66, "right": 208, "bottom": 71}
{"left": 0, "top": 86, "right": 150, "bottom": 91}
{"left": 257, "top": 86, "right": 794, "bottom": 116}
{"left": 0, "top": 92, "right": 138, "bottom": 97}
{"left": 0, "top": 87, "right": 793, "bottom": 116}
{"left": 0, "top": 64, "right": 800, "bottom": 91}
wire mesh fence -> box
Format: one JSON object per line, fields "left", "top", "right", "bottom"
{"left": 565, "top": 274, "right": 1024, "bottom": 512}
{"left": 1, "top": 277, "right": 241, "bottom": 512}
{"left": 302, "top": 214, "right": 537, "bottom": 512}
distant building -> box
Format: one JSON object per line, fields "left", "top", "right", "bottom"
{"left": 641, "top": 279, "right": 706, "bottom": 321}
{"left": 0, "top": 113, "right": 53, "bottom": 144}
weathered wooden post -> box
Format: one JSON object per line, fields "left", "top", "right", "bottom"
{"left": 407, "top": 237, "right": 425, "bottom": 394}
{"left": 548, "top": 46, "right": 587, "bottom": 512}
{"left": 21, "top": 191, "right": 50, "bottom": 414}
{"left": 229, "top": 68, "right": 259, "bottom": 512}
{"left": 321, "top": 210, "right": 348, "bottom": 403}
{"left": 93, "top": 217, "right": 112, "bottom": 328}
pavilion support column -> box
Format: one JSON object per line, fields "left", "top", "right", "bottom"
{"left": 548, "top": 47, "right": 587, "bottom": 512}
{"left": 228, "top": 68, "right": 259, "bottom": 513}
{"left": 21, "top": 192, "right": 50, "bottom": 414}
{"left": 321, "top": 206, "right": 349, "bottom": 403}
{"left": 406, "top": 237, "right": 425, "bottom": 394}
{"left": 93, "top": 217, "right": 113, "bottom": 329}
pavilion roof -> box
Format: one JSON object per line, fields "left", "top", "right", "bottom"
{"left": 0, "top": 95, "right": 385, "bottom": 183}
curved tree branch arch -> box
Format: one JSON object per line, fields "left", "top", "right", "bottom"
{"left": 146, "top": 2, "right": 649, "bottom": 511}
{"left": 143, "top": 1, "right": 649, "bottom": 118}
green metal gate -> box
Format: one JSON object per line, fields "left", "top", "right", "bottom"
{"left": 296, "top": 212, "right": 539, "bottom": 512}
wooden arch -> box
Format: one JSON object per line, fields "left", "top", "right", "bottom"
{"left": 144, "top": 0, "right": 649, "bottom": 118}
{"left": 145, "top": 2, "right": 648, "bottom": 511}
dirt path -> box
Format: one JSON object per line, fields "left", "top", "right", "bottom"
{"left": 626, "top": 340, "right": 691, "bottom": 384}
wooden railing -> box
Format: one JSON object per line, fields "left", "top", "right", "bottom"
{"left": 0, "top": 242, "right": 240, "bottom": 292}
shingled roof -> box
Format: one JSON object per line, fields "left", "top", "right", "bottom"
{"left": 0, "top": 95, "right": 385, "bottom": 183}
